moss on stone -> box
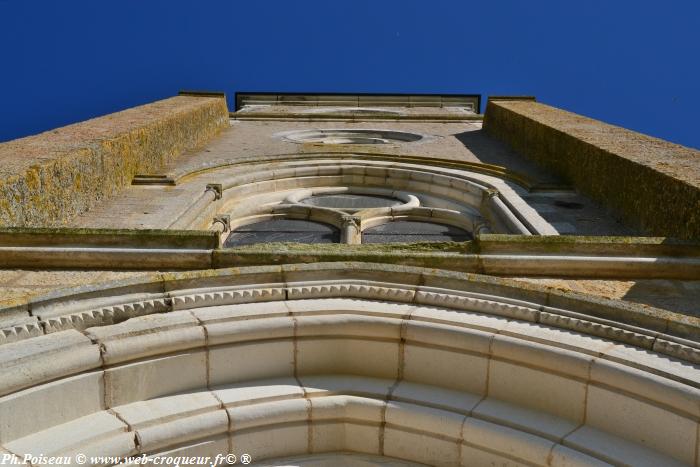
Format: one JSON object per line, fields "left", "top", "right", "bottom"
{"left": 0, "top": 95, "right": 229, "bottom": 227}
{"left": 0, "top": 227, "right": 219, "bottom": 249}
{"left": 483, "top": 100, "right": 700, "bottom": 239}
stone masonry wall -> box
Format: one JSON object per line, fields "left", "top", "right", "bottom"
{"left": 0, "top": 95, "right": 229, "bottom": 226}
{"left": 483, "top": 99, "right": 700, "bottom": 239}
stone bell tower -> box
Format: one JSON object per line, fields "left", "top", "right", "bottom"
{"left": 0, "top": 91, "right": 699, "bottom": 466}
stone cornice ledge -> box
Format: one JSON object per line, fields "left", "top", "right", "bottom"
{"left": 0, "top": 263, "right": 698, "bottom": 364}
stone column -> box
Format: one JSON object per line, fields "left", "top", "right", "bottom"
{"left": 341, "top": 216, "right": 361, "bottom": 244}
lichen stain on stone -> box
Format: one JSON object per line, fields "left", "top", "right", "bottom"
{"left": 0, "top": 96, "right": 229, "bottom": 227}
{"left": 484, "top": 100, "right": 700, "bottom": 239}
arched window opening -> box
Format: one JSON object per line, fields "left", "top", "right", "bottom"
{"left": 224, "top": 219, "right": 340, "bottom": 247}
{"left": 362, "top": 220, "right": 471, "bottom": 243}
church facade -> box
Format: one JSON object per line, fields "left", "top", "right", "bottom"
{"left": 0, "top": 92, "right": 699, "bottom": 466}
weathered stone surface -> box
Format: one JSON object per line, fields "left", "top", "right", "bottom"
{"left": 0, "top": 93, "right": 698, "bottom": 465}
{"left": 0, "top": 288, "right": 696, "bottom": 464}
{"left": 0, "top": 95, "right": 228, "bottom": 227}
{"left": 483, "top": 98, "right": 700, "bottom": 239}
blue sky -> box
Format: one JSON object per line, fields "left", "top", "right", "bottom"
{"left": 1, "top": 0, "right": 699, "bottom": 149}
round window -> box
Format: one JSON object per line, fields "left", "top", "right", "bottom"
{"left": 301, "top": 194, "right": 402, "bottom": 209}
{"left": 278, "top": 129, "right": 423, "bottom": 145}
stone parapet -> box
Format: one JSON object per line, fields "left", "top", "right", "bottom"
{"left": 0, "top": 95, "right": 229, "bottom": 227}
{"left": 483, "top": 98, "right": 700, "bottom": 239}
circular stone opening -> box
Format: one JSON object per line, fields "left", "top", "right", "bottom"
{"left": 302, "top": 107, "right": 403, "bottom": 116}
{"left": 279, "top": 129, "right": 423, "bottom": 145}
{"left": 302, "top": 194, "right": 403, "bottom": 209}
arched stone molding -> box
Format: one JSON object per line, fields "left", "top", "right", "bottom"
{"left": 1, "top": 265, "right": 699, "bottom": 465}
{"left": 227, "top": 208, "right": 346, "bottom": 233}
{"left": 1, "top": 288, "right": 698, "bottom": 465}
{"left": 166, "top": 153, "right": 538, "bottom": 190}
{"left": 1, "top": 264, "right": 698, "bottom": 355}
{"left": 222, "top": 186, "right": 487, "bottom": 245}
{"left": 166, "top": 157, "right": 556, "bottom": 236}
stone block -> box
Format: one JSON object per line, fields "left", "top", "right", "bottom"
{"left": 0, "top": 371, "right": 103, "bottom": 443}
{"left": 148, "top": 435, "right": 229, "bottom": 465}
{"left": 295, "top": 314, "right": 402, "bottom": 340}
{"left": 86, "top": 311, "right": 205, "bottom": 365}
{"left": 409, "top": 306, "right": 510, "bottom": 333}
{"left": 490, "top": 334, "right": 592, "bottom": 380}
{"left": 231, "top": 425, "right": 308, "bottom": 462}
{"left": 113, "top": 391, "right": 221, "bottom": 427}
{"left": 228, "top": 399, "right": 309, "bottom": 460}
{"left": 284, "top": 298, "right": 415, "bottom": 320}
{"left": 309, "top": 395, "right": 384, "bottom": 454}
{"left": 590, "top": 357, "right": 700, "bottom": 418}
{"left": 499, "top": 319, "right": 615, "bottom": 356}
{"left": 584, "top": 385, "right": 697, "bottom": 464}
{"left": 402, "top": 344, "right": 488, "bottom": 394}
{"left": 472, "top": 397, "right": 578, "bottom": 441}
{"left": 209, "top": 340, "right": 295, "bottom": 387}
{"left": 461, "top": 417, "right": 555, "bottom": 466}
{"left": 227, "top": 398, "right": 309, "bottom": 431}
{"left": 0, "top": 330, "right": 101, "bottom": 396}
{"left": 547, "top": 444, "right": 613, "bottom": 467}
{"left": 5, "top": 411, "right": 134, "bottom": 465}
{"left": 459, "top": 444, "right": 526, "bottom": 467}
{"left": 310, "top": 420, "right": 381, "bottom": 455}
{"left": 213, "top": 377, "right": 303, "bottom": 407}
{"left": 601, "top": 342, "right": 700, "bottom": 390}
{"left": 104, "top": 350, "right": 207, "bottom": 407}
{"left": 300, "top": 375, "right": 393, "bottom": 400}
{"left": 488, "top": 359, "right": 587, "bottom": 423}
{"left": 296, "top": 338, "right": 399, "bottom": 379}
{"left": 386, "top": 401, "right": 465, "bottom": 440}
{"left": 311, "top": 395, "right": 384, "bottom": 423}
{"left": 191, "top": 301, "right": 289, "bottom": 323}
{"left": 383, "top": 427, "right": 460, "bottom": 466}
{"left": 404, "top": 320, "right": 492, "bottom": 355}
{"left": 392, "top": 381, "right": 481, "bottom": 414}
{"left": 564, "top": 425, "right": 686, "bottom": 467}
{"left": 204, "top": 317, "right": 295, "bottom": 347}
{"left": 136, "top": 409, "right": 228, "bottom": 453}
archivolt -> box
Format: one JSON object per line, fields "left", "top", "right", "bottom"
{"left": 165, "top": 156, "right": 558, "bottom": 237}
{"left": 0, "top": 264, "right": 698, "bottom": 466}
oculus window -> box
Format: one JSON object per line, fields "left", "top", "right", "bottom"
{"left": 279, "top": 129, "right": 423, "bottom": 145}
{"left": 301, "top": 194, "right": 402, "bottom": 210}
